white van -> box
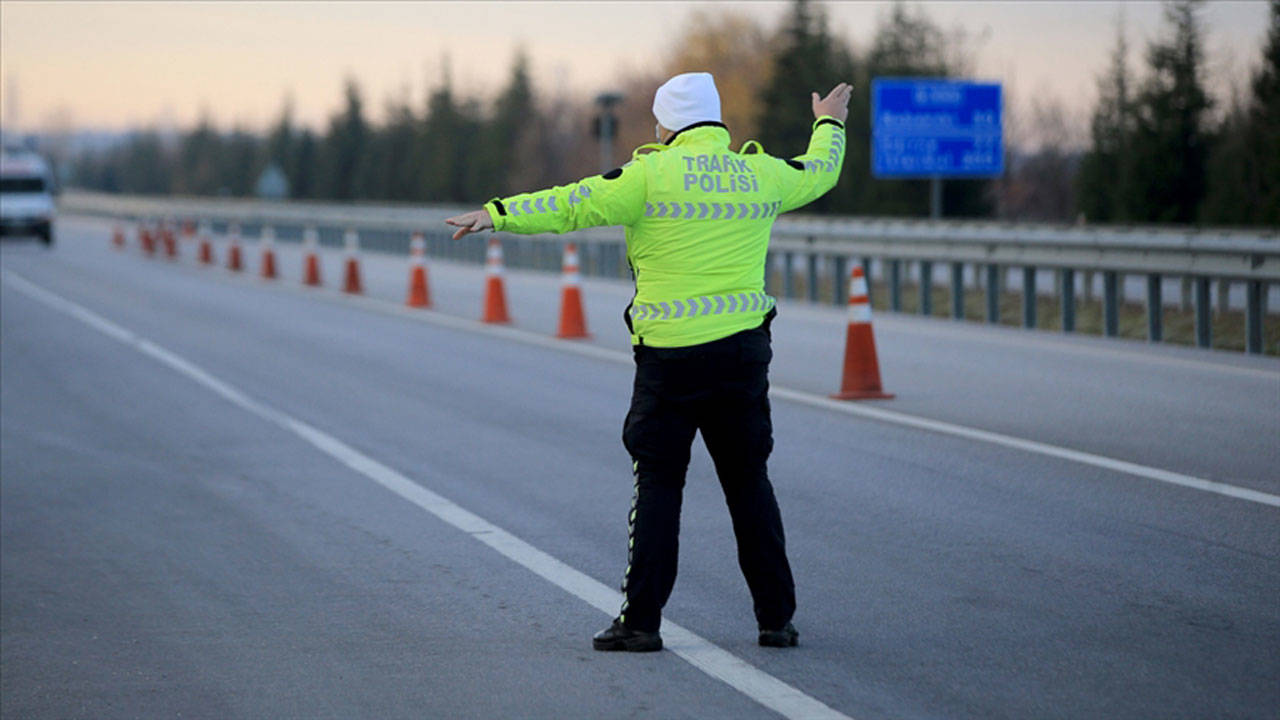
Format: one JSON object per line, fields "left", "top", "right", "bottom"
{"left": 0, "top": 151, "right": 56, "bottom": 246}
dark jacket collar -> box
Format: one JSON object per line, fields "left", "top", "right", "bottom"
{"left": 664, "top": 121, "right": 729, "bottom": 146}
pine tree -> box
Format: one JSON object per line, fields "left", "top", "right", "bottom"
{"left": 117, "top": 131, "right": 172, "bottom": 195}
{"left": 175, "top": 113, "right": 222, "bottom": 196}
{"left": 376, "top": 95, "right": 421, "bottom": 201}
{"left": 319, "top": 79, "right": 369, "bottom": 200}
{"left": 292, "top": 129, "right": 318, "bottom": 200}
{"left": 1077, "top": 16, "right": 1134, "bottom": 223}
{"left": 484, "top": 51, "right": 536, "bottom": 196}
{"left": 266, "top": 98, "right": 295, "bottom": 198}
{"left": 418, "top": 65, "right": 461, "bottom": 202}
{"left": 1129, "top": 0, "right": 1212, "bottom": 223}
{"left": 1247, "top": 0, "right": 1280, "bottom": 224}
{"left": 219, "top": 128, "right": 263, "bottom": 197}
{"left": 756, "top": 0, "right": 856, "bottom": 213}
{"left": 1202, "top": 88, "right": 1253, "bottom": 224}
{"left": 416, "top": 60, "right": 485, "bottom": 203}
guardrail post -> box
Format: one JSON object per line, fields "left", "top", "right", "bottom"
{"left": 1103, "top": 271, "right": 1119, "bottom": 337}
{"left": 1061, "top": 268, "right": 1076, "bottom": 333}
{"left": 1246, "top": 280, "right": 1263, "bottom": 354}
{"left": 985, "top": 264, "right": 1000, "bottom": 323}
{"left": 920, "top": 260, "right": 934, "bottom": 316}
{"left": 783, "top": 252, "right": 795, "bottom": 299}
{"left": 1194, "top": 276, "right": 1212, "bottom": 348}
{"left": 806, "top": 239, "right": 818, "bottom": 303}
{"left": 1022, "top": 266, "right": 1037, "bottom": 328}
{"left": 833, "top": 255, "right": 847, "bottom": 306}
{"left": 951, "top": 262, "right": 964, "bottom": 319}
{"left": 1147, "top": 273, "right": 1163, "bottom": 342}
{"left": 889, "top": 259, "right": 903, "bottom": 312}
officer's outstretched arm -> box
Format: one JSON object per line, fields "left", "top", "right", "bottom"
{"left": 481, "top": 166, "right": 648, "bottom": 236}
{"left": 774, "top": 115, "right": 847, "bottom": 214}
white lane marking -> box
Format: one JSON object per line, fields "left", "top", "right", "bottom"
{"left": 260, "top": 275, "right": 1280, "bottom": 510}
{"left": 868, "top": 314, "right": 1280, "bottom": 382}
{"left": 767, "top": 388, "right": 1280, "bottom": 508}
{"left": 15, "top": 240, "right": 1279, "bottom": 512}
{"left": 2, "top": 270, "right": 854, "bottom": 720}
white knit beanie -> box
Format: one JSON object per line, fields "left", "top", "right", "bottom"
{"left": 652, "top": 72, "right": 721, "bottom": 133}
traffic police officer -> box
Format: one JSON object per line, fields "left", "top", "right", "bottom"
{"left": 446, "top": 72, "right": 850, "bottom": 651}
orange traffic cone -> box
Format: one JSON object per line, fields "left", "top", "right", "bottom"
{"left": 482, "top": 236, "right": 510, "bottom": 324}
{"left": 140, "top": 224, "right": 155, "bottom": 256}
{"left": 302, "top": 227, "right": 323, "bottom": 287}
{"left": 197, "top": 223, "right": 214, "bottom": 265}
{"left": 342, "top": 229, "right": 363, "bottom": 294}
{"left": 556, "top": 242, "right": 590, "bottom": 338}
{"left": 112, "top": 224, "right": 125, "bottom": 250}
{"left": 831, "top": 265, "right": 894, "bottom": 400}
{"left": 226, "top": 225, "right": 243, "bottom": 271}
{"left": 406, "top": 232, "right": 431, "bottom": 308}
{"left": 260, "top": 226, "right": 278, "bottom": 279}
{"left": 162, "top": 222, "right": 178, "bottom": 260}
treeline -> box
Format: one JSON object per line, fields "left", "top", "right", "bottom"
{"left": 69, "top": 0, "right": 1279, "bottom": 227}
{"left": 1077, "top": 0, "right": 1280, "bottom": 226}
{"left": 71, "top": 52, "right": 566, "bottom": 205}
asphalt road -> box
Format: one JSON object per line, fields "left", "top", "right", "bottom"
{"left": 1, "top": 216, "right": 1277, "bottom": 719}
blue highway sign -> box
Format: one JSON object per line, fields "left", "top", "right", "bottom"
{"left": 872, "top": 79, "right": 1003, "bottom": 178}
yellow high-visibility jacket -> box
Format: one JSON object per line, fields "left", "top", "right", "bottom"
{"left": 484, "top": 117, "right": 846, "bottom": 347}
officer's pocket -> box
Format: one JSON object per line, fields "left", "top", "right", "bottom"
{"left": 740, "top": 330, "right": 773, "bottom": 365}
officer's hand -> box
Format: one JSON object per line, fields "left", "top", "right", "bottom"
{"left": 811, "top": 83, "right": 853, "bottom": 123}
{"left": 445, "top": 209, "right": 494, "bottom": 240}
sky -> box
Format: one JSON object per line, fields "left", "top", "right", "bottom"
{"left": 0, "top": 1, "right": 1270, "bottom": 141}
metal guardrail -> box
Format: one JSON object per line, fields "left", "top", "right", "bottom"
{"left": 61, "top": 191, "right": 1279, "bottom": 354}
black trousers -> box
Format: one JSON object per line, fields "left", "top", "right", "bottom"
{"left": 618, "top": 312, "right": 795, "bottom": 633}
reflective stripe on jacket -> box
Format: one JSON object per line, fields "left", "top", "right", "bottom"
{"left": 484, "top": 116, "right": 846, "bottom": 347}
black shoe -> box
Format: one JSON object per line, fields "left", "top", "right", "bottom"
{"left": 593, "top": 618, "right": 662, "bottom": 652}
{"left": 758, "top": 622, "right": 798, "bottom": 647}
